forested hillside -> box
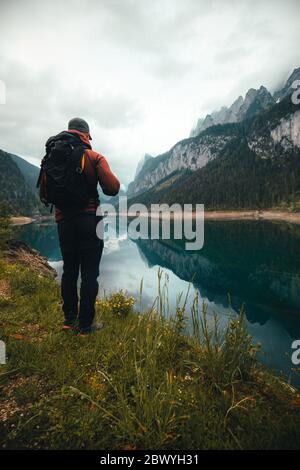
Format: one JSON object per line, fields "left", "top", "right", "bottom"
{"left": 0, "top": 149, "right": 41, "bottom": 216}
{"left": 10, "top": 153, "right": 40, "bottom": 193}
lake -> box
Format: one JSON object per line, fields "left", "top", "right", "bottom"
{"left": 15, "top": 217, "right": 300, "bottom": 387}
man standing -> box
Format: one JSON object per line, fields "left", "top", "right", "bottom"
{"left": 42, "top": 118, "right": 120, "bottom": 335}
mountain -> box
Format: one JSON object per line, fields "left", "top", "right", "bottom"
{"left": 10, "top": 153, "right": 40, "bottom": 193}
{"left": 0, "top": 149, "right": 42, "bottom": 216}
{"left": 127, "top": 154, "right": 154, "bottom": 196}
{"left": 189, "top": 68, "right": 300, "bottom": 139}
{"left": 134, "top": 153, "right": 153, "bottom": 179}
{"left": 238, "top": 86, "right": 274, "bottom": 121}
{"left": 127, "top": 67, "right": 300, "bottom": 209}
{"left": 190, "top": 86, "right": 274, "bottom": 137}
{"left": 190, "top": 96, "right": 243, "bottom": 137}
{"left": 273, "top": 67, "right": 300, "bottom": 102}
{"left": 127, "top": 129, "right": 230, "bottom": 197}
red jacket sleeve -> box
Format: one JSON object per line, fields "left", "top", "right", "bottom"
{"left": 95, "top": 154, "right": 120, "bottom": 196}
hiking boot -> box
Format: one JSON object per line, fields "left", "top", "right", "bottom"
{"left": 62, "top": 320, "right": 79, "bottom": 332}
{"left": 77, "top": 322, "right": 104, "bottom": 336}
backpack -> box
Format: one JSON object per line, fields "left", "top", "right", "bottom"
{"left": 37, "top": 131, "right": 98, "bottom": 211}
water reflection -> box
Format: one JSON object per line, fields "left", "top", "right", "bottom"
{"left": 15, "top": 218, "right": 300, "bottom": 386}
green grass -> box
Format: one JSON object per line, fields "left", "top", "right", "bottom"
{"left": 0, "top": 259, "right": 300, "bottom": 450}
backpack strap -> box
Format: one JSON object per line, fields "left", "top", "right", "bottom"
{"left": 45, "top": 131, "right": 92, "bottom": 152}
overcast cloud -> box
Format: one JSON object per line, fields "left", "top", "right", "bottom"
{"left": 0, "top": 0, "right": 299, "bottom": 185}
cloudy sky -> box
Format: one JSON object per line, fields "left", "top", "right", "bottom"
{"left": 0, "top": 0, "right": 299, "bottom": 186}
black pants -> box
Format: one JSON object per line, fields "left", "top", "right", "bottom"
{"left": 57, "top": 214, "right": 104, "bottom": 331}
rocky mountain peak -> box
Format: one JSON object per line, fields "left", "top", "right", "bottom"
{"left": 134, "top": 153, "right": 153, "bottom": 179}
{"left": 229, "top": 95, "right": 244, "bottom": 114}
{"left": 129, "top": 65, "right": 300, "bottom": 200}
{"left": 273, "top": 67, "right": 300, "bottom": 102}
{"left": 191, "top": 85, "right": 274, "bottom": 137}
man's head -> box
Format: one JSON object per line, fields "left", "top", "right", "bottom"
{"left": 68, "top": 117, "right": 92, "bottom": 140}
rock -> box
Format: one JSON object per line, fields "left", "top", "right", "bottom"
{"left": 270, "top": 109, "right": 300, "bottom": 148}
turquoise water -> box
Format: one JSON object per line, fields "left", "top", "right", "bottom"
{"left": 15, "top": 218, "right": 300, "bottom": 386}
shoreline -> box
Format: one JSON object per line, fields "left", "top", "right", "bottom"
{"left": 204, "top": 210, "right": 300, "bottom": 224}
{"left": 120, "top": 209, "right": 300, "bottom": 225}
{"left": 10, "top": 215, "right": 54, "bottom": 226}
{"left": 10, "top": 216, "right": 34, "bottom": 226}
{"left": 10, "top": 210, "right": 300, "bottom": 226}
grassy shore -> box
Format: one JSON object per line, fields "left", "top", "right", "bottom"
{"left": 1, "top": 254, "right": 300, "bottom": 450}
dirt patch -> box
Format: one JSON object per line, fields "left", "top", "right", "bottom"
{"left": 10, "top": 323, "right": 48, "bottom": 343}
{"left": 4, "top": 240, "right": 56, "bottom": 279}
{"left": 0, "top": 279, "right": 11, "bottom": 299}
{"left": 0, "top": 376, "right": 29, "bottom": 422}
